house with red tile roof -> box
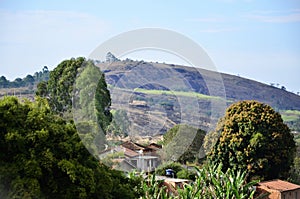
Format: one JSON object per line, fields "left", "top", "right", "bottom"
{"left": 256, "top": 179, "right": 300, "bottom": 199}
{"left": 99, "top": 141, "right": 161, "bottom": 172}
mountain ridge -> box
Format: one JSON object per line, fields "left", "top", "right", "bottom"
{"left": 96, "top": 59, "right": 300, "bottom": 135}
{"left": 98, "top": 60, "right": 300, "bottom": 111}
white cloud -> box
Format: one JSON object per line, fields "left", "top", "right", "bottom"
{"left": 246, "top": 9, "right": 300, "bottom": 23}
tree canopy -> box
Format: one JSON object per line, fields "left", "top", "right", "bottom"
{"left": 37, "top": 58, "right": 112, "bottom": 132}
{"left": 45, "top": 57, "right": 85, "bottom": 113}
{"left": 0, "top": 67, "right": 49, "bottom": 89}
{"left": 162, "top": 124, "right": 206, "bottom": 163}
{"left": 0, "top": 96, "right": 141, "bottom": 199}
{"left": 106, "top": 109, "right": 131, "bottom": 137}
{"left": 209, "top": 100, "right": 296, "bottom": 180}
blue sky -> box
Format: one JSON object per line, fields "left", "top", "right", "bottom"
{"left": 0, "top": 0, "right": 299, "bottom": 92}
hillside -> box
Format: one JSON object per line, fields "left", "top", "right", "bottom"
{"left": 97, "top": 59, "right": 300, "bottom": 136}
{"left": 1, "top": 59, "right": 299, "bottom": 136}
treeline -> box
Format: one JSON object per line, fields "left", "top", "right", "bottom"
{"left": 0, "top": 66, "right": 49, "bottom": 88}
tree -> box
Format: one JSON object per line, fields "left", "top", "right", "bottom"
{"left": 0, "top": 96, "right": 141, "bottom": 199}
{"left": 36, "top": 81, "right": 48, "bottom": 97}
{"left": 106, "top": 109, "right": 131, "bottom": 137}
{"left": 0, "top": 76, "right": 9, "bottom": 88}
{"left": 43, "top": 58, "right": 112, "bottom": 131}
{"left": 209, "top": 100, "right": 296, "bottom": 180}
{"left": 155, "top": 161, "right": 184, "bottom": 177}
{"left": 95, "top": 72, "right": 112, "bottom": 131}
{"left": 33, "top": 66, "right": 50, "bottom": 82}
{"left": 12, "top": 77, "right": 24, "bottom": 87}
{"left": 46, "top": 57, "right": 85, "bottom": 113}
{"left": 162, "top": 124, "right": 206, "bottom": 163}
{"left": 23, "top": 74, "right": 35, "bottom": 88}
{"left": 72, "top": 60, "right": 112, "bottom": 153}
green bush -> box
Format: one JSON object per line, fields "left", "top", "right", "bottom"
{"left": 155, "top": 161, "right": 183, "bottom": 176}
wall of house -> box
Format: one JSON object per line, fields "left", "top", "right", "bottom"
{"left": 256, "top": 187, "right": 280, "bottom": 199}
{"left": 281, "top": 189, "right": 300, "bottom": 199}
{"left": 256, "top": 187, "right": 300, "bottom": 199}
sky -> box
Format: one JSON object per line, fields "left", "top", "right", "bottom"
{"left": 0, "top": 0, "right": 299, "bottom": 92}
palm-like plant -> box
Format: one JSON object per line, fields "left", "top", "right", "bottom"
{"left": 130, "top": 164, "right": 267, "bottom": 199}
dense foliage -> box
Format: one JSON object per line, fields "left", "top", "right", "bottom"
{"left": 0, "top": 96, "right": 141, "bottom": 199}
{"left": 162, "top": 124, "right": 206, "bottom": 163}
{"left": 135, "top": 163, "right": 263, "bottom": 199}
{"left": 73, "top": 62, "right": 112, "bottom": 130}
{"left": 36, "top": 57, "right": 112, "bottom": 132}
{"left": 0, "top": 66, "right": 49, "bottom": 88}
{"left": 209, "top": 100, "right": 296, "bottom": 180}
{"left": 155, "top": 162, "right": 184, "bottom": 177}
{"left": 44, "top": 57, "right": 85, "bottom": 113}
{"left": 106, "top": 109, "right": 131, "bottom": 137}
{"left": 155, "top": 161, "right": 196, "bottom": 180}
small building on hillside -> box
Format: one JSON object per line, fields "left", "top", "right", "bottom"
{"left": 131, "top": 154, "right": 159, "bottom": 172}
{"left": 256, "top": 179, "right": 300, "bottom": 199}
{"left": 98, "top": 141, "right": 161, "bottom": 172}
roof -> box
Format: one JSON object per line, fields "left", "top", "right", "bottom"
{"left": 131, "top": 155, "right": 159, "bottom": 160}
{"left": 123, "top": 147, "right": 139, "bottom": 157}
{"left": 147, "top": 143, "right": 162, "bottom": 150}
{"left": 121, "top": 141, "right": 146, "bottom": 151}
{"left": 258, "top": 179, "right": 300, "bottom": 192}
{"left": 129, "top": 100, "right": 147, "bottom": 107}
{"left": 154, "top": 175, "right": 190, "bottom": 183}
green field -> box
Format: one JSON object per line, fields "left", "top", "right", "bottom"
{"left": 108, "top": 84, "right": 225, "bottom": 101}
{"left": 281, "top": 110, "right": 300, "bottom": 122}
{"left": 133, "top": 88, "right": 222, "bottom": 100}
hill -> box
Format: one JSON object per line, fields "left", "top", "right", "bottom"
{"left": 1, "top": 58, "right": 299, "bottom": 136}
{"left": 97, "top": 59, "right": 300, "bottom": 136}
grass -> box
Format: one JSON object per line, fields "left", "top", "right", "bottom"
{"left": 280, "top": 110, "right": 300, "bottom": 122}
{"left": 133, "top": 88, "right": 222, "bottom": 101}
{"left": 107, "top": 84, "right": 225, "bottom": 101}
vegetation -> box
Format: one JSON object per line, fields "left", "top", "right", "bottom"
{"left": 135, "top": 163, "right": 264, "bottom": 199}
{"left": 289, "top": 132, "right": 300, "bottom": 184}
{"left": 162, "top": 124, "right": 206, "bottom": 163}
{"left": 209, "top": 100, "right": 296, "bottom": 181}
{"left": 42, "top": 57, "right": 85, "bottom": 113}
{"left": 0, "top": 96, "right": 141, "bottom": 199}
{"left": 36, "top": 57, "right": 112, "bottom": 132}
{"left": 155, "top": 162, "right": 184, "bottom": 177}
{"left": 280, "top": 110, "right": 300, "bottom": 132}
{"left": 1, "top": 56, "right": 299, "bottom": 197}
{"left": 73, "top": 60, "right": 112, "bottom": 130}
{"left": 0, "top": 66, "right": 49, "bottom": 89}
{"left": 106, "top": 109, "right": 131, "bottom": 137}
{"left": 133, "top": 88, "right": 221, "bottom": 100}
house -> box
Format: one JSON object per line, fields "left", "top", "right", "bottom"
{"left": 121, "top": 141, "right": 162, "bottom": 156}
{"left": 121, "top": 141, "right": 147, "bottom": 152}
{"left": 112, "top": 158, "right": 137, "bottom": 172}
{"left": 99, "top": 141, "right": 161, "bottom": 172}
{"left": 131, "top": 154, "right": 160, "bottom": 172}
{"left": 147, "top": 143, "right": 162, "bottom": 150}
{"left": 256, "top": 179, "right": 300, "bottom": 199}
{"left": 129, "top": 100, "right": 148, "bottom": 108}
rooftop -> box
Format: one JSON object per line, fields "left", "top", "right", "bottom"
{"left": 258, "top": 179, "right": 300, "bottom": 192}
